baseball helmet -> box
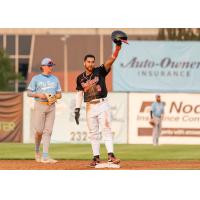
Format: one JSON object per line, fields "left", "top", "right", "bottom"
{"left": 111, "top": 30, "right": 128, "bottom": 44}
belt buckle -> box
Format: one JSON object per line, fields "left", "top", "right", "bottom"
{"left": 100, "top": 98, "right": 105, "bottom": 102}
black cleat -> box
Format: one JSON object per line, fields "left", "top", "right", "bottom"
{"left": 108, "top": 153, "right": 120, "bottom": 164}
{"left": 89, "top": 156, "right": 100, "bottom": 167}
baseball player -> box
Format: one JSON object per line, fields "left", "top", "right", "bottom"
{"left": 149, "top": 94, "right": 165, "bottom": 146}
{"left": 27, "top": 57, "right": 62, "bottom": 163}
{"left": 74, "top": 38, "right": 124, "bottom": 167}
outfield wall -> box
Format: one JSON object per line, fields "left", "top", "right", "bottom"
{"left": 0, "top": 93, "right": 23, "bottom": 142}
{"left": 23, "top": 92, "right": 128, "bottom": 143}
{"left": 129, "top": 93, "right": 200, "bottom": 144}
{"left": 23, "top": 92, "right": 200, "bottom": 144}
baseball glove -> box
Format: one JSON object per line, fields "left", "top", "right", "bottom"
{"left": 45, "top": 93, "right": 57, "bottom": 105}
{"left": 111, "top": 30, "right": 128, "bottom": 45}
{"left": 149, "top": 119, "right": 155, "bottom": 126}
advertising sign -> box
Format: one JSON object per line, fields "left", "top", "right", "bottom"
{"left": 113, "top": 41, "right": 200, "bottom": 92}
{"left": 0, "top": 93, "right": 23, "bottom": 142}
{"left": 129, "top": 93, "right": 200, "bottom": 144}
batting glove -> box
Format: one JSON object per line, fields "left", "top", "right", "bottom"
{"left": 74, "top": 108, "right": 80, "bottom": 125}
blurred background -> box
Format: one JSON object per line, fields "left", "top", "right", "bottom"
{"left": 1, "top": 28, "right": 200, "bottom": 92}
{"left": 1, "top": 28, "right": 200, "bottom": 144}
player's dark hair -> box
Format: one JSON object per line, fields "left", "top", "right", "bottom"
{"left": 84, "top": 54, "right": 95, "bottom": 61}
{"left": 40, "top": 66, "right": 44, "bottom": 71}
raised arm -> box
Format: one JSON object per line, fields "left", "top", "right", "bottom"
{"left": 104, "top": 30, "right": 128, "bottom": 71}
{"left": 104, "top": 44, "right": 121, "bottom": 72}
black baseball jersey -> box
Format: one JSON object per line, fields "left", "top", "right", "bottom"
{"left": 76, "top": 64, "right": 110, "bottom": 102}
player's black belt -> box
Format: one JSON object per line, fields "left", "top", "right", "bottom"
{"left": 88, "top": 98, "right": 105, "bottom": 104}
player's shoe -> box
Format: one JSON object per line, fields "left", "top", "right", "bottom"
{"left": 89, "top": 156, "right": 100, "bottom": 167}
{"left": 40, "top": 157, "right": 58, "bottom": 164}
{"left": 108, "top": 153, "right": 120, "bottom": 164}
{"left": 35, "top": 153, "right": 41, "bottom": 162}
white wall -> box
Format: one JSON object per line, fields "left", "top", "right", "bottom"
{"left": 23, "top": 92, "right": 128, "bottom": 144}
{"left": 128, "top": 93, "right": 200, "bottom": 144}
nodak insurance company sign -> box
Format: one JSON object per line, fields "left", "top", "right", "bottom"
{"left": 129, "top": 93, "right": 200, "bottom": 144}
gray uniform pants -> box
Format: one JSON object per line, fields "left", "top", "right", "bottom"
{"left": 152, "top": 117, "right": 162, "bottom": 145}
{"left": 33, "top": 101, "right": 55, "bottom": 153}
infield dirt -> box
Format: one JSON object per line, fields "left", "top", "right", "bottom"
{"left": 1, "top": 160, "right": 200, "bottom": 170}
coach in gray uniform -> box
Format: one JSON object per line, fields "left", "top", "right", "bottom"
{"left": 27, "top": 57, "right": 62, "bottom": 163}
{"left": 150, "top": 94, "right": 165, "bottom": 146}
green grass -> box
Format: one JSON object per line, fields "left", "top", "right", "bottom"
{"left": 0, "top": 143, "right": 200, "bottom": 160}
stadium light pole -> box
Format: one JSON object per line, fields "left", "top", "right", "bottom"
{"left": 61, "top": 35, "right": 69, "bottom": 92}
{"left": 15, "top": 35, "right": 19, "bottom": 92}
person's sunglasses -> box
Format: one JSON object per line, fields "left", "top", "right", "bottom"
{"left": 47, "top": 61, "right": 55, "bottom": 67}
{"left": 41, "top": 61, "right": 55, "bottom": 67}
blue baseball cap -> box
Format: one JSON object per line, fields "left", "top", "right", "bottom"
{"left": 41, "top": 57, "right": 55, "bottom": 66}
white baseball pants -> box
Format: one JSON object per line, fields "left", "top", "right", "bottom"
{"left": 86, "top": 99, "right": 114, "bottom": 156}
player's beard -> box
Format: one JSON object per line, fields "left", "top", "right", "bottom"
{"left": 157, "top": 98, "right": 161, "bottom": 103}
{"left": 85, "top": 65, "right": 93, "bottom": 73}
